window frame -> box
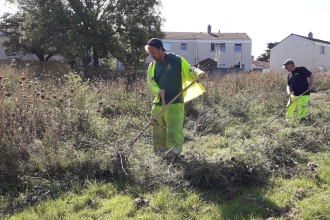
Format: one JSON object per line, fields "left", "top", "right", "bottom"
{"left": 234, "top": 43, "right": 242, "bottom": 52}
{"left": 211, "top": 43, "right": 215, "bottom": 51}
{"left": 180, "top": 43, "right": 187, "bottom": 51}
{"left": 219, "top": 43, "right": 226, "bottom": 52}
{"left": 163, "top": 42, "right": 172, "bottom": 51}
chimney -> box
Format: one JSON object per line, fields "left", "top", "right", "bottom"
{"left": 218, "top": 30, "right": 220, "bottom": 35}
{"left": 207, "top": 24, "right": 211, "bottom": 34}
{"left": 251, "top": 55, "right": 254, "bottom": 61}
{"left": 308, "top": 32, "right": 313, "bottom": 38}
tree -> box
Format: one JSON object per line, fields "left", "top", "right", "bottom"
{"left": 0, "top": 0, "right": 68, "bottom": 61}
{"left": 2, "top": 0, "right": 164, "bottom": 68}
{"left": 214, "top": 44, "right": 221, "bottom": 67}
{"left": 256, "top": 42, "right": 279, "bottom": 62}
{"left": 59, "top": 0, "right": 164, "bottom": 68}
{"left": 0, "top": 12, "right": 26, "bottom": 58}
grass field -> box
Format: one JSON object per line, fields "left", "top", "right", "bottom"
{"left": 1, "top": 65, "right": 330, "bottom": 219}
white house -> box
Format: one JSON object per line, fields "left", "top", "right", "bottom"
{"left": 251, "top": 60, "right": 269, "bottom": 70}
{"left": 145, "top": 25, "right": 252, "bottom": 71}
{"left": 270, "top": 32, "right": 330, "bottom": 71}
{"left": 0, "top": 32, "right": 64, "bottom": 61}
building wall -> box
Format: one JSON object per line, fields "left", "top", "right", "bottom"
{"left": 145, "top": 39, "right": 252, "bottom": 71}
{"left": 270, "top": 35, "right": 330, "bottom": 71}
{"left": 251, "top": 63, "right": 268, "bottom": 69}
{"left": 0, "top": 35, "right": 64, "bottom": 61}
{"left": 312, "top": 42, "right": 330, "bottom": 71}
{"left": 0, "top": 36, "right": 18, "bottom": 60}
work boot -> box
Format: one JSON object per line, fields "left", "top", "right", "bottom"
{"left": 163, "top": 150, "right": 186, "bottom": 164}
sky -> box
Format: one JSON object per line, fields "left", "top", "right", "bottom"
{"left": 0, "top": 1, "right": 16, "bottom": 15}
{"left": 160, "top": 0, "right": 330, "bottom": 58}
{"left": 1, "top": 0, "right": 329, "bottom": 58}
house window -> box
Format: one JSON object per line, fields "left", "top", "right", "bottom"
{"left": 180, "top": 43, "right": 187, "bottom": 51}
{"left": 234, "top": 44, "right": 242, "bottom": 52}
{"left": 219, "top": 44, "right": 226, "bottom": 52}
{"left": 163, "top": 42, "right": 171, "bottom": 51}
{"left": 211, "top": 43, "right": 226, "bottom": 52}
{"left": 320, "top": 46, "right": 325, "bottom": 54}
{"left": 211, "top": 43, "right": 215, "bottom": 51}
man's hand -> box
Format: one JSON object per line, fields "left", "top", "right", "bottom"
{"left": 158, "top": 89, "right": 166, "bottom": 106}
{"left": 287, "top": 92, "right": 292, "bottom": 97}
{"left": 158, "top": 89, "right": 166, "bottom": 98}
{"left": 308, "top": 84, "right": 313, "bottom": 90}
{"left": 198, "top": 72, "right": 207, "bottom": 79}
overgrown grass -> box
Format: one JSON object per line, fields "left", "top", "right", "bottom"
{"left": 1, "top": 64, "right": 330, "bottom": 219}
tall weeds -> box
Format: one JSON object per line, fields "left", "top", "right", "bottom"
{"left": 0, "top": 64, "right": 329, "bottom": 215}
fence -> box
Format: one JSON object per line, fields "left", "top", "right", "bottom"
{"left": 0, "top": 59, "right": 248, "bottom": 82}
{"left": 0, "top": 59, "right": 71, "bottom": 76}
{"left": 206, "top": 67, "right": 246, "bottom": 78}
{"left": 77, "top": 68, "right": 147, "bottom": 84}
{"left": 0, "top": 59, "right": 147, "bottom": 83}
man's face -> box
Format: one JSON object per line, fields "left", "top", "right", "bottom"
{"left": 284, "top": 64, "right": 294, "bottom": 72}
{"left": 148, "top": 46, "right": 163, "bottom": 61}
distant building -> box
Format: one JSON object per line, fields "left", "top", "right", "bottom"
{"left": 270, "top": 32, "right": 330, "bottom": 71}
{"left": 197, "top": 58, "right": 218, "bottom": 71}
{"left": 0, "top": 32, "right": 64, "bottom": 61}
{"left": 251, "top": 60, "right": 270, "bottom": 70}
{"left": 145, "top": 24, "right": 252, "bottom": 71}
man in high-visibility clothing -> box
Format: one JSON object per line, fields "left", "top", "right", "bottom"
{"left": 146, "top": 38, "right": 207, "bottom": 157}
{"left": 283, "top": 59, "right": 314, "bottom": 122}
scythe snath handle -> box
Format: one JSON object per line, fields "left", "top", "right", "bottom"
{"left": 160, "top": 92, "right": 166, "bottom": 107}
{"left": 125, "top": 75, "right": 203, "bottom": 150}
{"left": 264, "top": 87, "right": 313, "bottom": 126}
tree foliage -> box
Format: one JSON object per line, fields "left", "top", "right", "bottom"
{"left": 0, "top": 12, "right": 26, "bottom": 57}
{"left": 256, "top": 42, "right": 279, "bottom": 62}
{"left": 1, "top": 0, "right": 164, "bottom": 67}
{"left": 0, "top": 0, "right": 71, "bottom": 61}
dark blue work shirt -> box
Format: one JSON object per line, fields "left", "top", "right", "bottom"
{"left": 287, "top": 66, "right": 312, "bottom": 96}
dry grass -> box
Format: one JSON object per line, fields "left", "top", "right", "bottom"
{"left": 1, "top": 64, "right": 330, "bottom": 219}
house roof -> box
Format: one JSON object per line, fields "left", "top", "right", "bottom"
{"left": 251, "top": 60, "right": 270, "bottom": 67}
{"left": 280, "top": 34, "right": 330, "bottom": 45}
{"left": 292, "top": 34, "right": 330, "bottom": 45}
{"left": 164, "top": 32, "right": 251, "bottom": 40}
{"left": 197, "top": 58, "right": 217, "bottom": 64}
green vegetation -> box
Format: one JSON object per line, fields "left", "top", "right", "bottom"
{"left": 1, "top": 0, "right": 164, "bottom": 67}
{"left": 1, "top": 65, "right": 330, "bottom": 219}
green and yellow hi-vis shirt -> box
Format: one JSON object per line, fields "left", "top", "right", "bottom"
{"left": 147, "top": 53, "right": 206, "bottom": 105}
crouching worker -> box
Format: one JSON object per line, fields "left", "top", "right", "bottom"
{"left": 146, "top": 38, "right": 207, "bottom": 157}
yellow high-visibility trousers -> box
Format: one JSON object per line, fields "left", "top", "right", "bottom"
{"left": 286, "top": 95, "right": 309, "bottom": 122}
{"left": 151, "top": 103, "right": 184, "bottom": 154}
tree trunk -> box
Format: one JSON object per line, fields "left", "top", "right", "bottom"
{"left": 36, "top": 53, "right": 45, "bottom": 61}
{"left": 93, "top": 48, "right": 99, "bottom": 68}
{"left": 45, "top": 53, "right": 54, "bottom": 61}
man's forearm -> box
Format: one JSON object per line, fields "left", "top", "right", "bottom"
{"left": 287, "top": 85, "right": 292, "bottom": 95}
{"left": 308, "top": 74, "right": 314, "bottom": 85}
